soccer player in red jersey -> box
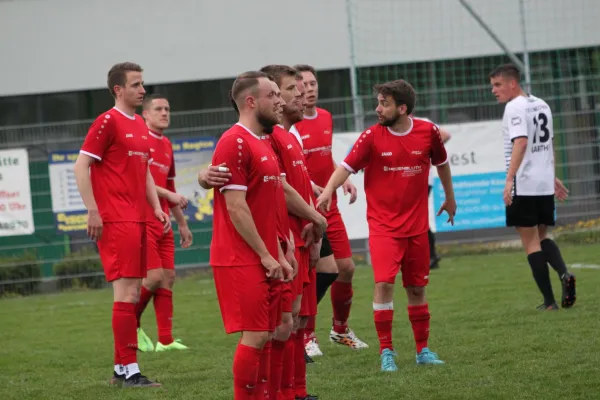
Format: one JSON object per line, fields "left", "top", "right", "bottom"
{"left": 259, "top": 65, "right": 326, "bottom": 400}
{"left": 294, "top": 64, "right": 368, "bottom": 353}
{"left": 73, "top": 62, "right": 170, "bottom": 387}
{"left": 317, "top": 79, "right": 457, "bottom": 372}
{"left": 209, "top": 71, "right": 294, "bottom": 400}
{"left": 134, "top": 94, "right": 193, "bottom": 353}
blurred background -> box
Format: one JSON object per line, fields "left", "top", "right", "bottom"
{"left": 0, "top": 0, "right": 598, "bottom": 296}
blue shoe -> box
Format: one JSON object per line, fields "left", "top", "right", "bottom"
{"left": 380, "top": 348, "right": 398, "bottom": 372}
{"left": 416, "top": 348, "right": 445, "bottom": 365}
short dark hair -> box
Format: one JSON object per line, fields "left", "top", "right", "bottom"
{"left": 374, "top": 79, "right": 416, "bottom": 115}
{"left": 230, "top": 71, "right": 274, "bottom": 113}
{"left": 260, "top": 65, "right": 298, "bottom": 88}
{"left": 107, "top": 62, "right": 143, "bottom": 97}
{"left": 489, "top": 64, "right": 521, "bottom": 81}
{"left": 142, "top": 93, "right": 168, "bottom": 110}
{"left": 293, "top": 64, "right": 317, "bottom": 78}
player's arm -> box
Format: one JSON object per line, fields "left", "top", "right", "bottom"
{"left": 76, "top": 116, "right": 115, "bottom": 241}
{"left": 430, "top": 125, "right": 456, "bottom": 224}
{"left": 332, "top": 159, "right": 358, "bottom": 204}
{"left": 74, "top": 154, "right": 103, "bottom": 241}
{"left": 170, "top": 205, "right": 193, "bottom": 248}
{"left": 224, "top": 190, "right": 271, "bottom": 259}
{"left": 318, "top": 130, "right": 372, "bottom": 211}
{"left": 503, "top": 105, "right": 529, "bottom": 205}
{"left": 282, "top": 177, "right": 327, "bottom": 233}
{"left": 146, "top": 167, "right": 171, "bottom": 231}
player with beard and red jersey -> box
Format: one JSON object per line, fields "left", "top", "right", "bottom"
{"left": 134, "top": 94, "right": 193, "bottom": 353}
{"left": 317, "top": 79, "right": 457, "bottom": 372}
{"left": 259, "top": 65, "right": 326, "bottom": 400}
{"left": 74, "top": 62, "right": 170, "bottom": 387}
{"left": 209, "top": 71, "right": 294, "bottom": 400}
{"left": 294, "top": 64, "right": 368, "bottom": 355}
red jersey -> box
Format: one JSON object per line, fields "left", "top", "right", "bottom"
{"left": 210, "top": 123, "right": 284, "bottom": 267}
{"left": 342, "top": 118, "right": 448, "bottom": 237}
{"left": 262, "top": 126, "right": 314, "bottom": 248}
{"left": 147, "top": 131, "right": 176, "bottom": 221}
{"left": 80, "top": 107, "right": 150, "bottom": 223}
{"left": 294, "top": 108, "right": 338, "bottom": 208}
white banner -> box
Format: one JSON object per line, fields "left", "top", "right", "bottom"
{"left": 332, "top": 120, "right": 506, "bottom": 240}
{"left": 0, "top": 148, "right": 35, "bottom": 236}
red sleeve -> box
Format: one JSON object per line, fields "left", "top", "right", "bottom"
{"left": 80, "top": 115, "right": 116, "bottom": 161}
{"left": 213, "top": 135, "right": 251, "bottom": 192}
{"left": 342, "top": 129, "right": 375, "bottom": 173}
{"left": 430, "top": 124, "right": 448, "bottom": 166}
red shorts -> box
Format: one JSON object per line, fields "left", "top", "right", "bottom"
{"left": 369, "top": 232, "right": 430, "bottom": 287}
{"left": 325, "top": 209, "right": 353, "bottom": 259}
{"left": 281, "top": 282, "right": 293, "bottom": 313}
{"left": 300, "top": 267, "right": 317, "bottom": 317}
{"left": 293, "top": 247, "right": 310, "bottom": 296}
{"left": 147, "top": 221, "right": 175, "bottom": 270}
{"left": 97, "top": 222, "right": 146, "bottom": 282}
{"left": 212, "top": 265, "right": 282, "bottom": 334}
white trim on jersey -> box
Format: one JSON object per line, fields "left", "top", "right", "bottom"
{"left": 219, "top": 184, "right": 248, "bottom": 193}
{"left": 387, "top": 118, "right": 414, "bottom": 137}
{"left": 236, "top": 123, "right": 262, "bottom": 140}
{"left": 80, "top": 150, "right": 101, "bottom": 161}
{"left": 289, "top": 124, "right": 303, "bottom": 148}
{"left": 112, "top": 107, "right": 136, "bottom": 120}
{"left": 342, "top": 161, "right": 356, "bottom": 174}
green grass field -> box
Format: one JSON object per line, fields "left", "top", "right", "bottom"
{"left": 1, "top": 244, "right": 600, "bottom": 400}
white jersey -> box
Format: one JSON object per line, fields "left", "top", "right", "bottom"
{"left": 502, "top": 94, "right": 555, "bottom": 196}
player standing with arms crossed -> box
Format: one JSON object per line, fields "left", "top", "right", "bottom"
{"left": 209, "top": 71, "right": 293, "bottom": 400}
{"left": 489, "top": 64, "right": 575, "bottom": 310}
{"left": 74, "top": 62, "right": 170, "bottom": 387}
{"left": 135, "top": 94, "right": 193, "bottom": 352}
{"left": 317, "top": 79, "right": 456, "bottom": 372}
{"left": 294, "top": 64, "right": 367, "bottom": 354}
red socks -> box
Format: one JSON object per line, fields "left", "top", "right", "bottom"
{"left": 408, "top": 304, "right": 430, "bottom": 353}
{"left": 255, "top": 341, "right": 271, "bottom": 399}
{"left": 269, "top": 340, "right": 286, "bottom": 398}
{"left": 135, "top": 286, "right": 154, "bottom": 328}
{"left": 373, "top": 309, "right": 394, "bottom": 353}
{"left": 294, "top": 329, "right": 307, "bottom": 398}
{"left": 154, "top": 288, "right": 174, "bottom": 345}
{"left": 281, "top": 334, "right": 296, "bottom": 399}
{"left": 303, "top": 316, "right": 316, "bottom": 346}
{"left": 331, "top": 281, "right": 353, "bottom": 334}
{"left": 233, "top": 343, "right": 261, "bottom": 400}
{"left": 112, "top": 302, "right": 138, "bottom": 365}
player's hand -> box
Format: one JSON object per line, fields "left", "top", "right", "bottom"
{"left": 312, "top": 212, "right": 328, "bottom": 234}
{"left": 342, "top": 180, "right": 358, "bottom": 205}
{"left": 198, "top": 163, "right": 232, "bottom": 188}
{"left": 261, "top": 254, "right": 283, "bottom": 280}
{"left": 436, "top": 196, "right": 457, "bottom": 226}
{"left": 309, "top": 242, "right": 322, "bottom": 268}
{"left": 283, "top": 246, "right": 298, "bottom": 280}
{"left": 154, "top": 209, "right": 172, "bottom": 233}
{"left": 503, "top": 180, "right": 514, "bottom": 206}
{"left": 179, "top": 224, "right": 193, "bottom": 248}
{"left": 312, "top": 183, "right": 324, "bottom": 197}
{"left": 87, "top": 209, "right": 103, "bottom": 241}
{"left": 316, "top": 188, "right": 334, "bottom": 212}
{"left": 301, "top": 222, "right": 324, "bottom": 248}
{"left": 280, "top": 256, "right": 294, "bottom": 282}
{"left": 555, "top": 178, "right": 569, "bottom": 202}
{"left": 167, "top": 192, "right": 188, "bottom": 210}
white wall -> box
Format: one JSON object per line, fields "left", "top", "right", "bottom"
{"left": 1, "top": 0, "right": 598, "bottom": 96}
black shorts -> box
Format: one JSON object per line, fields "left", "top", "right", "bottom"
{"left": 319, "top": 232, "right": 334, "bottom": 258}
{"left": 506, "top": 195, "right": 555, "bottom": 227}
